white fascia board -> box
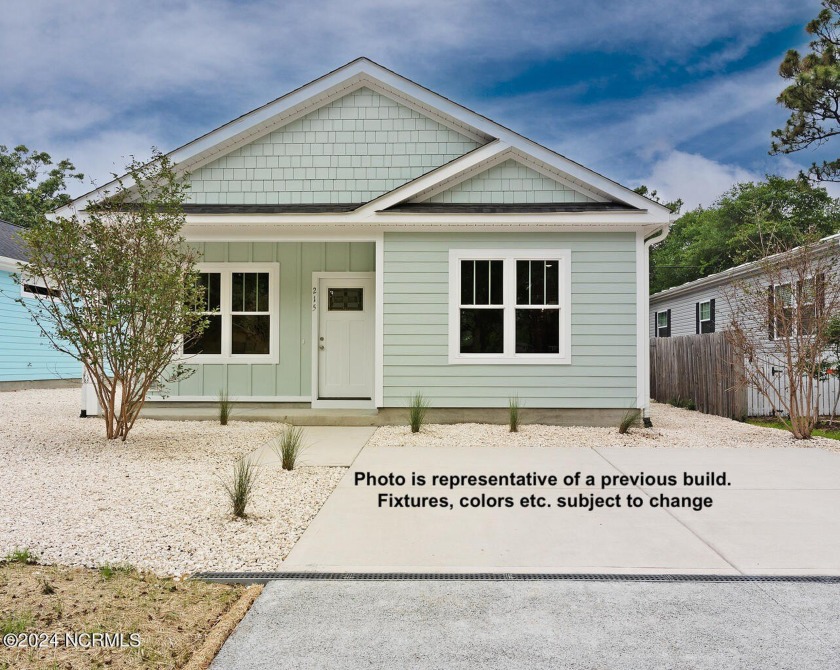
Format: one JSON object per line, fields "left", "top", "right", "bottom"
{"left": 0, "top": 256, "right": 22, "bottom": 272}
{"left": 182, "top": 219, "right": 666, "bottom": 242}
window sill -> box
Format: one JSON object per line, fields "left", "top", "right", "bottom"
{"left": 177, "top": 353, "right": 279, "bottom": 365}
{"left": 448, "top": 354, "right": 571, "bottom": 365}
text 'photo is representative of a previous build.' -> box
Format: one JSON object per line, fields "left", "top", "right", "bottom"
{"left": 54, "top": 58, "right": 675, "bottom": 426}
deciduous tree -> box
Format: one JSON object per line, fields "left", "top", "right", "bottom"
{"left": 650, "top": 177, "right": 839, "bottom": 292}
{"left": 0, "top": 144, "right": 84, "bottom": 227}
{"left": 17, "top": 151, "right": 206, "bottom": 441}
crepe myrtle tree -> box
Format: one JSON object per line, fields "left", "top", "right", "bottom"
{"left": 16, "top": 150, "right": 207, "bottom": 441}
{"left": 724, "top": 234, "right": 840, "bottom": 439}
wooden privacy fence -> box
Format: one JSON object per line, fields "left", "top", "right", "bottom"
{"left": 650, "top": 332, "right": 747, "bottom": 420}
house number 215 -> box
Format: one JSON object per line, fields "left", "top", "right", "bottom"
{"left": 312, "top": 287, "right": 317, "bottom": 311}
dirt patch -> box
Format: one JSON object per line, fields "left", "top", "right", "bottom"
{"left": 0, "top": 560, "right": 251, "bottom": 670}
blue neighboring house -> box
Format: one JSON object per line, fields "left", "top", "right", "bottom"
{"left": 0, "top": 219, "right": 81, "bottom": 385}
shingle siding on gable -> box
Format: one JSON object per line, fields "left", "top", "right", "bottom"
{"left": 186, "top": 87, "right": 483, "bottom": 205}
{"left": 421, "top": 159, "right": 600, "bottom": 204}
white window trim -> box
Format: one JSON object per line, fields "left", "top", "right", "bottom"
{"left": 179, "top": 262, "right": 280, "bottom": 364}
{"left": 699, "top": 299, "right": 711, "bottom": 323}
{"left": 656, "top": 310, "right": 669, "bottom": 337}
{"left": 448, "top": 249, "right": 571, "bottom": 365}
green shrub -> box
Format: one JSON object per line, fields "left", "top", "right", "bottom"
{"left": 408, "top": 392, "right": 430, "bottom": 433}
{"left": 222, "top": 459, "right": 258, "bottom": 518}
{"left": 618, "top": 409, "right": 637, "bottom": 434}
{"left": 273, "top": 425, "right": 306, "bottom": 471}
{"left": 509, "top": 395, "right": 520, "bottom": 433}
{"left": 668, "top": 396, "right": 697, "bottom": 411}
{"left": 3, "top": 548, "right": 37, "bottom": 565}
{"left": 218, "top": 388, "right": 233, "bottom": 426}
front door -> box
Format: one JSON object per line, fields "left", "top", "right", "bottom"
{"left": 317, "top": 275, "right": 375, "bottom": 399}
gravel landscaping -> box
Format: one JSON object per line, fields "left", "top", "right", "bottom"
{"left": 0, "top": 389, "right": 344, "bottom": 576}
{"left": 366, "top": 401, "right": 840, "bottom": 452}
{"left": 4, "top": 390, "right": 838, "bottom": 577}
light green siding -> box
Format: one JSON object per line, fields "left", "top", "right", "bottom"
{"left": 421, "top": 159, "right": 600, "bottom": 204}
{"left": 382, "top": 232, "right": 637, "bottom": 409}
{"left": 159, "top": 241, "right": 375, "bottom": 398}
{"left": 186, "top": 87, "right": 483, "bottom": 205}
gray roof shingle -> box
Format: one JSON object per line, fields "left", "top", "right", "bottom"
{"left": 0, "top": 220, "right": 27, "bottom": 262}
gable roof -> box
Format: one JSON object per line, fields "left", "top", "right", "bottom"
{"left": 56, "top": 58, "right": 672, "bottom": 221}
{"left": 650, "top": 232, "right": 840, "bottom": 304}
{"left": 0, "top": 220, "right": 27, "bottom": 262}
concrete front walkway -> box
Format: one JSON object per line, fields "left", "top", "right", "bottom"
{"left": 281, "top": 445, "right": 840, "bottom": 574}
{"left": 211, "top": 579, "right": 840, "bottom": 670}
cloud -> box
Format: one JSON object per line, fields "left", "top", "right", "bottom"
{"left": 0, "top": 0, "right": 817, "bottom": 191}
{"left": 638, "top": 150, "right": 760, "bottom": 210}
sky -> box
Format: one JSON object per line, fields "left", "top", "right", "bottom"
{"left": 0, "top": 0, "right": 832, "bottom": 210}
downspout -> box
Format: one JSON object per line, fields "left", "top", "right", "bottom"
{"left": 640, "top": 222, "right": 671, "bottom": 426}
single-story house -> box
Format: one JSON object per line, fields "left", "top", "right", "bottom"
{"left": 0, "top": 219, "right": 81, "bottom": 387}
{"left": 55, "top": 58, "right": 673, "bottom": 425}
{"left": 649, "top": 233, "right": 840, "bottom": 415}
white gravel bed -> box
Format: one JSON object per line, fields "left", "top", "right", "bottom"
{"left": 367, "top": 402, "right": 840, "bottom": 452}
{"left": 0, "top": 388, "right": 344, "bottom": 576}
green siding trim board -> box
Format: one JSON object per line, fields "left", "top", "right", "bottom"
{"left": 159, "top": 241, "right": 375, "bottom": 398}
{"left": 186, "top": 87, "right": 483, "bottom": 205}
{"left": 382, "top": 232, "right": 637, "bottom": 410}
{"left": 422, "top": 159, "right": 600, "bottom": 204}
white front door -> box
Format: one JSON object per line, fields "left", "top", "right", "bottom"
{"left": 317, "top": 275, "right": 375, "bottom": 399}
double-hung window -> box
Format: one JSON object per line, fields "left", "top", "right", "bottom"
{"left": 770, "top": 278, "right": 818, "bottom": 339}
{"left": 449, "top": 249, "right": 571, "bottom": 364}
{"left": 696, "top": 299, "right": 715, "bottom": 334}
{"left": 183, "top": 263, "right": 278, "bottom": 362}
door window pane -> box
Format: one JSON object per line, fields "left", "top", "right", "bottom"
{"left": 232, "top": 315, "right": 271, "bottom": 354}
{"left": 460, "top": 308, "right": 504, "bottom": 354}
{"left": 328, "top": 288, "right": 363, "bottom": 311}
{"left": 516, "top": 309, "right": 560, "bottom": 354}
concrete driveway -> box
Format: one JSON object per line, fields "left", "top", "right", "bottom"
{"left": 211, "top": 579, "right": 840, "bottom": 670}
{"left": 281, "top": 445, "right": 840, "bottom": 574}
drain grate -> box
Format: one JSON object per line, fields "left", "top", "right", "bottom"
{"left": 191, "top": 572, "right": 840, "bottom": 585}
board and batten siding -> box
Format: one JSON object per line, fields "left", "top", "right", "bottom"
{"left": 382, "top": 232, "right": 637, "bottom": 409}
{"left": 186, "top": 87, "right": 483, "bottom": 206}
{"left": 0, "top": 270, "right": 81, "bottom": 382}
{"left": 159, "top": 241, "right": 375, "bottom": 398}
